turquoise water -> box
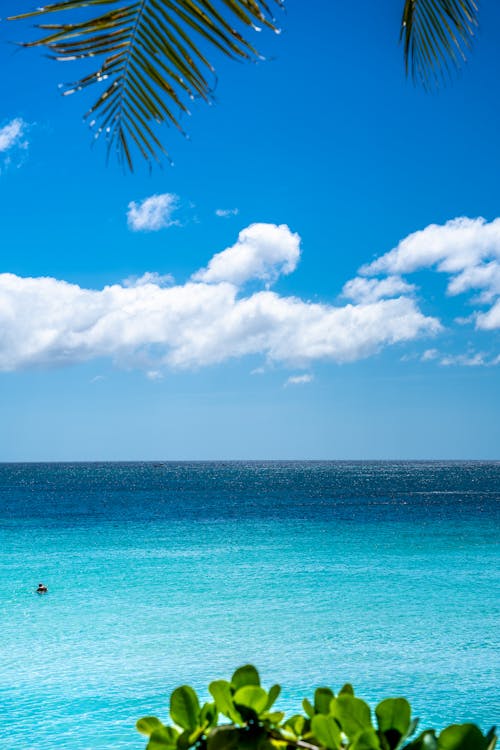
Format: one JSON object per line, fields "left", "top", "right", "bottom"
{"left": 0, "top": 461, "right": 498, "bottom": 748}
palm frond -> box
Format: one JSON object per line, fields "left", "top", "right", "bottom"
{"left": 400, "top": 0, "right": 479, "bottom": 88}
{"left": 9, "top": 0, "right": 283, "bottom": 169}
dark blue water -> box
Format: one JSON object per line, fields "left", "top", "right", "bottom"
{"left": 0, "top": 461, "right": 498, "bottom": 749}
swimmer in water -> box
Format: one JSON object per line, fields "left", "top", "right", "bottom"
{"left": 36, "top": 583, "right": 48, "bottom": 594}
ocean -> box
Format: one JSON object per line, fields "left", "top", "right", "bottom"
{"left": 0, "top": 461, "right": 498, "bottom": 749}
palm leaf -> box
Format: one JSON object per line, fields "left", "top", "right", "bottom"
{"left": 9, "top": 0, "right": 283, "bottom": 168}
{"left": 400, "top": 0, "right": 479, "bottom": 88}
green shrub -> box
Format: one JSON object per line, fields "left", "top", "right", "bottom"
{"left": 137, "top": 665, "right": 496, "bottom": 750}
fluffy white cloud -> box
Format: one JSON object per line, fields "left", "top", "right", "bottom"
{"left": 285, "top": 374, "right": 314, "bottom": 386}
{"left": 448, "top": 261, "right": 500, "bottom": 302}
{"left": 193, "top": 223, "right": 301, "bottom": 286}
{"left": 127, "top": 193, "right": 179, "bottom": 231}
{"left": 356, "top": 216, "right": 500, "bottom": 332}
{"left": 361, "top": 217, "right": 500, "bottom": 277}
{"left": 342, "top": 275, "right": 415, "bottom": 303}
{"left": 0, "top": 119, "right": 27, "bottom": 153}
{"left": 215, "top": 208, "right": 239, "bottom": 218}
{"left": 0, "top": 224, "right": 441, "bottom": 373}
{"left": 476, "top": 299, "right": 500, "bottom": 330}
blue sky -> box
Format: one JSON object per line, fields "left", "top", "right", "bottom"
{"left": 1, "top": 1, "right": 499, "bottom": 460}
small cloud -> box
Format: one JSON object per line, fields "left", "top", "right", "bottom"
{"left": 343, "top": 275, "right": 415, "bottom": 303}
{"left": 146, "top": 370, "right": 163, "bottom": 381}
{"left": 0, "top": 118, "right": 27, "bottom": 153}
{"left": 0, "top": 118, "right": 29, "bottom": 172}
{"left": 127, "top": 193, "right": 179, "bottom": 232}
{"left": 90, "top": 374, "right": 105, "bottom": 383}
{"left": 123, "top": 271, "right": 174, "bottom": 288}
{"left": 251, "top": 366, "right": 266, "bottom": 375}
{"left": 215, "top": 208, "right": 239, "bottom": 218}
{"left": 420, "top": 347, "right": 500, "bottom": 367}
{"left": 440, "top": 352, "right": 486, "bottom": 367}
{"left": 284, "top": 374, "right": 314, "bottom": 387}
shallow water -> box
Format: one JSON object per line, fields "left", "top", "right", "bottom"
{"left": 0, "top": 461, "right": 498, "bottom": 749}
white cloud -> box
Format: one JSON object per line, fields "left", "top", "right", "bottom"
{"left": 0, "top": 224, "right": 441, "bottom": 373}
{"left": 342, "top": 275, "right": 415, "bottom": 303}
{"left": 358, "top": 216, "right": 500, "bottom": 332}
{"left": 123, "top": 271, "right": 174, "bottom": 288}
{"left": 447, "top": 261, "right": 500, "bottom": 302}
{"left": 0, "top": 119, "right": 27, "bottom": 153}
{"left": 193, "top": 223, "right": 301, "bottom": 286}
{"left": 421, "top": 348, "right": 439, "bottom": 361}
{"left": 146, "top": 370, "right": 163, "bottom": 381}
{"left": 285, "top": 374, "right": 314, "bottom": 386}
{"left": 361, "top": 217, "right": 500, "bottom": 277}
{"left": 215, "top": 208, "right": 239, "bottom": 218}
{"left": 419, "top": 347, "right": 500, "bottom": 367}
{"left": 127, "top": 193, "right": 179, "bottom": 232}
{"left": 439, "top": 352, "right": 487, "bottom": 367}
{"left": 476, "top": 299, "right": 500, "bottom": 330}
{"left": 0, "top": 118, "right": 29, "bottom": 172}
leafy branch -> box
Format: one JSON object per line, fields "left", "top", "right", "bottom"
{"left": 8, "top": 1, "right": 481, "bottom": 168}
{"left": 400, "top": 0, "right": 479, "bottom": 88}
{"left": 9, "top": 0, "right": 283, "bottom": 169}
{"left": 136, "top": 664, "right": 497, "bottom": 750}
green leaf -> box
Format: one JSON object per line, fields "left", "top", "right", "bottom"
{"left": 265, "top": 684, "right": 281, "bottom": 711}
{"left": 232, "top": 665, "right": 261, "bottom": 690}
{"left": 233, "top": 686, "right": 269, "bottom": 715}
{"left": 147, "top": 725, "right": 179, "bottom": 750}
{"left": 405, "top": 730, "right": 438, "bottom": 750}
{"left": 351, "top": 728, "right": 381, "bottom": 750}
{"left": 314, "top": 687, "right": 335, "bottom": 715}
{"left": 137, "top": 716, "right": 163, "bottom": 737}
{"left": 311, "top": 714, "right": 341, "bottom": 750}
{"left": 485, "top": 727, "right": 498, "bottom": 750}
{"left": 339, "top": 684, "right": 355, "bottom": 696}
{"left": 177, "top": 729, "right": 199, "bottom": 750}
{"left": 284, "top": 715, "right": 307, "bottom": 739}
{"left": 302, "top": 698, "right": 316, "bottom": 719}
{"left": 331, "top": 695, "right": 372, "bottom": 741}
{"left": 207, "top": 726, "right": 241, "bottom": 750}
{"left": 395, "top": 718, "right": 420, "bottom": 750}
{"left": 438, "top": 724, "right": 489, "bottom": 750}
{"left": 209, "top": 680, "right": 243, "bottom": 724}
{"left": 170, "top": 686, "right": 200, "bottom": 731}
{"left": 263, "top": 711, "right": 285, "bottom": 724}
{"left": 200, "top": 702, "right": 218, "bottom": 729}
{"left": 375, "top": 698, "right": 411, "bottom": 748}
